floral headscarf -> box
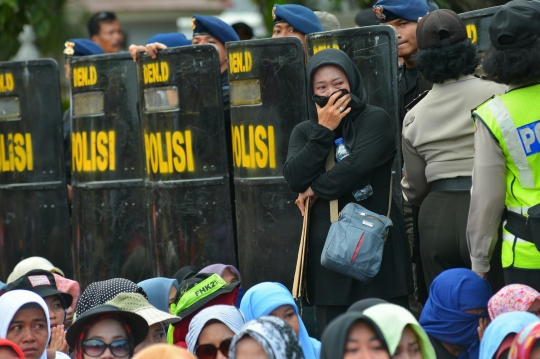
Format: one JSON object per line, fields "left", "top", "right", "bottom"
{"left": 489, "top": 284, "right": 540, "bottom": 320}
{"left": 509, "top": 322, "right": 540, "bottom": 359}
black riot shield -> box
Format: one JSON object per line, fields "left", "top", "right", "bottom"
{"left": 136, "top": 45, "right": 236, "bottom": 276}
{"left": 306, "top": 26, "right": 402, "bottom": 211}
{"left": 70, "top": 53, "right": 152, "bottom": 288}
{"left": 226, "top": 37, "right": 308, "bottom": 289}
{"left": 460, "top": 6, "right": 501, "bottom": 75}
{"left": 0, "top": 60, "right": 71, "bottom": 279}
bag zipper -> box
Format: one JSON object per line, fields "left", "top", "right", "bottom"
{"left": 351, "top": 233, "right": 365, "bottom": 265}
{"left": 359, "top": 212, "right": 383, "bottom": 224}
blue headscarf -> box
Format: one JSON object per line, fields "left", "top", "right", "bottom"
{"left": 138, "top": 277, "right": 179, "bottom": 312}
{"left": 419, "top": 268, "right": 492, "bottom": 359}
{"left": 480, "top": 312, "right": 539, "bottom": 359}
{"left": 240, "top": 282, "right": 320, "bottom": 359}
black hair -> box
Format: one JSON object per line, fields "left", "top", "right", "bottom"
{"left": 414, "top": 38, "right": 478, "bottom": 84}
{"left": 88, "top": 12, "right": 117, "bottom": 37}
{"left": 483, "top": 38, "right": 540, "bottom": 85}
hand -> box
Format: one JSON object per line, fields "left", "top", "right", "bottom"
{"left": 478, "top": 317, "right": 489, "bottom": 341}
{"left": 474, "top": 271, "right": 488, "bottom": 279}
{"left": 296, "top": 186, "right": 318, "bottom": 216}
{"left": 128, "top": 44, "right": 147, "bottom": 62}
{"left": 316, "top": 91, "right": 352, "bottom": 130}
{"left": 49, "top": 325, "right": 69, "bottom": 354}
{"left": 145, "top": 42, "right": 168, "bottom": 59}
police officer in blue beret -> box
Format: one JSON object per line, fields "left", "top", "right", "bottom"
{"left": 63, "top": 39, "right": 105, "bottom": 199}
{"left": 372, "top": 0, "right": 431, "bottom": 123}
{"left": 128, "top": 15, "right": 239, "bottom": 170}
{"left": 271, "top": 4, "right": 323, "bottom": 47}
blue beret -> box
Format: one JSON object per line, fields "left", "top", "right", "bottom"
{"left": 64, "top": 38, "right": 104, "bottom": 56}
{"left": 147, "top": 33, "right": 192, "bottom": 47}
{"left": 372, "top": 0, "right": 429, "bottom": 22}
{"left": 191, "top": 15, "right": 240, "bottom": 44}
{"left": 272, "top": 4, "right": 323, "bottom": 35}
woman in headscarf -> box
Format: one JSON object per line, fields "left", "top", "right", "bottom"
{"left": 480, "top": 312, "right": 539, "bottom": 359}
{"left": 53, "top": 274, "right": 80, "bottom": 327}
{"left": 240, "top": 282, "right": 320, "bottom": 359}
{"left": 186, "top": 305, "right": 245, "bottom": 358}
{"left": 138, "top": 277, "right": 179, "bottom": 313}
{"left": 0, "top": 339, "right": 25, "bottom": 359}
{"left": 509, "top": 322, "right": 540, "bottom": 359}
{"left": 75, "top": 278, "right": 147, "bottom": 317}
{"left": 0, "top": 290, "right": 69, "bottom": 359}
{"left": 199, "top": 264, "right": 242, "bottom": 284}
{"left": 229, "top": 317, "right": 304, "bottom": 359}
{"left": 136, "top": 344, "right": 196, "bottom": 359}
{"left": 283, "top": 48, "right": 412, "bottom": 329}
{"left": 66, "top": 304, "right": 148, "bottom": 359}
{"left": 419, "top": 268, "right": 492, "bottom": 359}
{"left": 362, "top": 303, "right": 436, "bottom": 359}
{"left": 320, "top": 311, "right": 390, "bottom": 359}
{"left": 488, "top": 284, "right": 540, "bottom": 320}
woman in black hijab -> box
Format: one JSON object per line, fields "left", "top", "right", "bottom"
{"left": 321, "top": 312, "right": 390, "bottom": 359}
{"left": 283, "top": 49, "right": 412, "bottom": 330}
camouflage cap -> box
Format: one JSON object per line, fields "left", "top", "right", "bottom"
{"left": 106, "top": 292, "right": 181, "bottom": 327}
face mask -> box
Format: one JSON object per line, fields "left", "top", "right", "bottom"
{"left": 312, "top": 89, "right": 350, "bottom": 108}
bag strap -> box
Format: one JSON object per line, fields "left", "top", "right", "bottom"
{"left": 326, "top": 149, "right": 339, "bottom": 223}
{"left": 326, "top": 147, "right": 394, "bottom": 222}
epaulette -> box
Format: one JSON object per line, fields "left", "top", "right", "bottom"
{"left": 405, "top": 90, "right": 430, "bottom": 112}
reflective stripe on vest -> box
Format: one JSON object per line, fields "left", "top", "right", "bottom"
{"left": 487, "top": 97, "right": 535, "bottom": 188}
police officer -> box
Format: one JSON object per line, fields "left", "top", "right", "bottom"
{"left": 467, "top": 0, "right": 540, "bottom": 289}
{"left": 271, "top": 4, "right": 323, "bottom": 47}
{"left": 63, "top": 39, "right": 104, "bottom": 199}
{"left": 87, "top": 12, "right": 124, "bottom": 54}
{"left": 400, "top": 10, "right": 507, "bottom": 291}
{"left": 371, "top": 0, "right": 431, "bottom": 125}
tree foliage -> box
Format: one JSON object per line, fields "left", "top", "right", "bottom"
{"left": 0, "top": 0, "right": 86, "bottom": 61}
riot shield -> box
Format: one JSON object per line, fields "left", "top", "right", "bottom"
{"left": 306, "top": 26, "right": 402, "bottom": 211}
{"left": 136, "top": 45, "right": 236, "bottom": 277}
{"left": 0, "top": 59, "right": 71, "bottom": 279}
{"left": 70, "top": 53, "right": 152, "bottom": 288}
{"left": 226, "top": 37, "right": 308, "bottom": 289}
{"left": 460, "top": 6, "right": 501, "bottom": 75}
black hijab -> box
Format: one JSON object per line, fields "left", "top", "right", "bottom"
{"left": 347, "top": 298, "right": 388, "bottom": 313}
{"left": 321, "top": 312, "right": 389, "bottom": 359}
{"left": 173, "top": 266, "right": 202, "bottom": 283}
{"left": 306, "top": 49, "right": 368, "bottom": 148}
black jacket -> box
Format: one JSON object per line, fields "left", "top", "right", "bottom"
{"left": 283, "top": 49, "right": 412, "bottom": 305}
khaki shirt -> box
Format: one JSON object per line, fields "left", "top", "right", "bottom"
{"left": 401, "top": 75, "right": 507, "bottom": 206}
{"left": 467, "top": 120, "right": 506, "bottom": 273}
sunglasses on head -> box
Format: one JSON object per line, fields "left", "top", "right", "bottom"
{"left": 82, "top": 339, "right": 131, "bottom": 357}
{"left": 195, "top": 338, "right": 232, "bottom": 359}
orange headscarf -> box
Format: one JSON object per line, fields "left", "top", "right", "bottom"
{"left": 135, "top": 344, "right": 196, "bottom": 359}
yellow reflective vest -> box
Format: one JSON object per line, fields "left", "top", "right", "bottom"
{"left": 473, "top": 84, "right": 540, "bottom": 269}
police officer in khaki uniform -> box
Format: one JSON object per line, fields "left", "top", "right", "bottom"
{"left": 401, "top": 10, "right": 507, "bottom": 290}
{"left": 467, "top": 0, "right": 540, "bottom": 290}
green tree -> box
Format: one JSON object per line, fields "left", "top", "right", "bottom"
{"left": 0, "top": 0, "right": 87, "bottom": 61}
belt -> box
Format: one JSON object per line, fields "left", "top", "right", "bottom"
{"left": 431, "top": 177, "right": 472, "bottom": 192}
{"left": 505, "top": 210, "right": 533, "bottom": 242}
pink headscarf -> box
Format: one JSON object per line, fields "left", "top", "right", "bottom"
{"left": 199, "top": 264, "right": 242, "bottom": 283}
{"left": 53, "top": 274, "right": 80, "bottom": 311}
{"left": 488, "top": 284, "right": 540, "bottom": 320}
